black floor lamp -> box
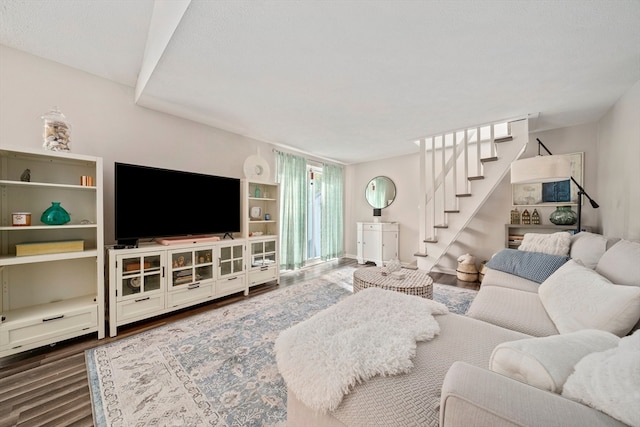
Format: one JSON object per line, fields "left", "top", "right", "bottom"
{"left": 511, "top": 138, "right": 599, "bottom": 232}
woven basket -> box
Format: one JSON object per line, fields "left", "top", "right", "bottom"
{"left": 456, "top": 263, "right": 478, "bottom": 282}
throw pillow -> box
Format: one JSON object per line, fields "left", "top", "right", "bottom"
{"left": 539, "top": 260, "right": 640, "bottom": 337}
{"left": 570, "top": 232, "right": 609, "bottom": 269}
{"left": 489, "top": 329, "right": 619, "bottom": 393}
{"left": 485, "top": 249, "right": 569, "bottom": 283}
{"left": 595, "top": 239, "right": 640, "bottom": 286}
{"left": 518, "top": 232, "right": 572, "bottom": 256}
{"left": 562, "top": 330, "right": 640, "bottom": 427}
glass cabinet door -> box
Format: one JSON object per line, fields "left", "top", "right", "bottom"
{"left": 219, "top": 244, "right": 244, "bottom": 277}
{"left": 251, "top": 242, "right": 264, "bottom": 267}
{"left": 119, "top": 253, "right": 163, "bottom": 298}
{"left": 250, "top": 239, "right": 277, "bottom": 268}
{"left": 168, "top": 248, "right": 214, "bottom": 289}
{"left": 264, "top": 240, "right": 276, "bottom": 254}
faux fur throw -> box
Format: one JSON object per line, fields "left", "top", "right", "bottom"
{"left": 518, "top": 231, "right": 572, "bottom": 256}
{"left": 562, "top": 330, "right": 640, "bottom": 426}
{"left": 274, "top": 287, "right": 449, "bottom": 413}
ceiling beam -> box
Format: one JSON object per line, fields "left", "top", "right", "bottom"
{"left": 135, "top": 0, "right": 191, "bottom": 103}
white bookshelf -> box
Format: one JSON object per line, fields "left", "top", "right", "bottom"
{"left": 0, "top": 145, "right": 104, "bottom": 357}
{"left": 243, "top": 180, "right": 280, "bottom": 287}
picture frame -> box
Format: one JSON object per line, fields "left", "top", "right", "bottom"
{"left": 512, "top": 152, "right": 584, "bottom": 206}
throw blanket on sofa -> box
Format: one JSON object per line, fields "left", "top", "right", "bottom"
{"left": 275, "top": 287, "right": 449, "bottom": 412}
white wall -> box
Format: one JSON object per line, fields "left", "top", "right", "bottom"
{"left": 596, "top": 80, "right": 640, "bottom": 240}
{"left": 0, "top": 45, "right": 277, "bottom": 244}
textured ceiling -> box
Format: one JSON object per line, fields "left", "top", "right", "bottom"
{"left": 1, "top": 0, "right": 639, "bottom": 164}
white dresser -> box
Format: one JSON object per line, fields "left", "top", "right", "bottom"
{"left": 356, "top": 222, "right": 399, "bottom": 266}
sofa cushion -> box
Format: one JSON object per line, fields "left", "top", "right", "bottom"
{"left": 518, "top": 231, "right": 572, "bottom": 256}
{"left": 489, "top": 330, "right": 619, "bottom": 393}
{"left": 539, "top": 260, "right": 640, "bottom": 337}
{"left": 466, "top": 286, "right": 559, "bottom": 337}
{"left": 485, "top": 249, "right": 569, "bottom": 284}
{"left": 570, "top": 232, "right": 613, "bottom": 269}
{"left": 480, "top": 268, "right": 540, "bottom": 293}
{"left": 562, "top": 330, "right": 640, "bottom": 427}
{"left": 595, "top": 239, "right": 640, "bottom": 287}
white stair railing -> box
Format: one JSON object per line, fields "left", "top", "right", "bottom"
{"left": 415, "top": 118, "right": 528, "bottom": 271}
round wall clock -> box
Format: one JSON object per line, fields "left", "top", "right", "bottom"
{"left": 243, "top": 154, "right": 270, "bottom": 181}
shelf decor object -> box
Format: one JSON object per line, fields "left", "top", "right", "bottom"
{"left": 531, "top": 209, "right": 540, "bottom": 225}
{"left": 243, "top": 149, "right": 271, "bottom": 182}
{"left": 16, "top": 239, "right": 84, "bottom": 257}
{"left": 549, "top": 206, "right": 578, "bottom": 225}
{"left": 41, "top": 106, "right": 71, "bottom": 151}
{"left": 510, "top": 207, "right": 520, "bottom": 224}
{"left": 41, "top": 201, "right": 71, "bottom": 225}
{"left": 511, "top": 138, "right": 598, "bottom": 232}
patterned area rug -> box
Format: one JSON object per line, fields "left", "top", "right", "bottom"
{"left": 86, "top": 267, "right": 476, "bottom": 426}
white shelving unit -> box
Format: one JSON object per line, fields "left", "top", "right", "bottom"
{"left": 0, "top": 145, "right": 104, "bottom": 357}
{"left": 243, "top": 180, "right": 280, "bottom": 288}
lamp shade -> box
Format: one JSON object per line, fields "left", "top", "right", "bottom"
{"left": 511, "top": 155, "right": 571, "bottom": 184}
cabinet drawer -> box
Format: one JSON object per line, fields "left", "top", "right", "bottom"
{"left": 167, "top": 283, "right": 213, "bottom": 308}
{"left": 216, "top": 275, "right": 246, "bottom": 297}
{"left": 0, "top": 305, "right": 97, "bottom": 349}
{"left": 363, "top": 223, "right": 382, "bottom": 231}
{"left": 249, "top": 266, "right": 277, "bottom": 286}
{"left": 116, "top": 294, "right": 165, "bottom": 323}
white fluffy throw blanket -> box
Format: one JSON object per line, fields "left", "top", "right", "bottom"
{"left": 562, "top": 330, "right": 640, "bottom": 426}
{"left": 274, "top": 287, "right": 449, "bottom": 413}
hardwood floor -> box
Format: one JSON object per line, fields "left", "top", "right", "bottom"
{"left": 0, "top": 258, "right": 469, "bottom": 426}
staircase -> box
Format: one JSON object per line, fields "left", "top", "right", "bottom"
{"left": 415, "top": 118, "right": 529, "bottom": 272}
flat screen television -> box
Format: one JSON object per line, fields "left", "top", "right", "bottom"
{"left": 115, "top": 162, "right": 241, "bottom": 245}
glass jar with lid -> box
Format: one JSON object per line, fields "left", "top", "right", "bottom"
{"left": 41, "top": 106, "right": 71, "bottom": 151}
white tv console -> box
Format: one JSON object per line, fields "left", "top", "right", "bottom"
{"left": 107, "top": 238, "right": 249, "bottom": 337}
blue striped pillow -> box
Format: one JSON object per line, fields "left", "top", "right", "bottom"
{"left": 486, "top": 249, "right": 570, "bottom": 284}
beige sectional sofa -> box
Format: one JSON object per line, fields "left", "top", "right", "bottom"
{"left": 280, "top": 232, "right": 640, "bottom": 427}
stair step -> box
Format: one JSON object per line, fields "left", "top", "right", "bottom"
{"left": 434, "top": 224, "right": 448, "bottom": 229}
{"left": 456, "top": 193, "right": 472, "bottom": 198}
{"left": 414, "top": 252, "right": 429, "bottom": 257}
{"left": 468, "top": 176, "right": 485, "bottom": 181}
{"left": 423, "top": 238, "right": 438, "bottom": 243}
{"left": 405, "top": 261, "right": 419, "bottom": 270}
{"left": 444, "top": 209, "right": 460, "bottom": 213}
{"left": 481, "top": 156, "right": 498, "bottom": 163}
{"left": 494, "top": 136, "right": 513, "bottom": 143}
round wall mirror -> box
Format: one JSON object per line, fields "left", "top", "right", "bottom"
{"left": 365, "top": 176, "right": 397, "bottom": 209}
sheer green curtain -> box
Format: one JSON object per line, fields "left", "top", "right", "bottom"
{"left": 276, "top": 151, "right": 308, "bottom": 270}
{"left": 321, "top": 162, "right": 344, "bottom": 261}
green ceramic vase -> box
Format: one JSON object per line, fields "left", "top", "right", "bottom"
{"left": 549, "top": 206, "right": 577, "bottom": 225}
{"left": 41, "top": 202, "right": 70, "bottom": 225}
